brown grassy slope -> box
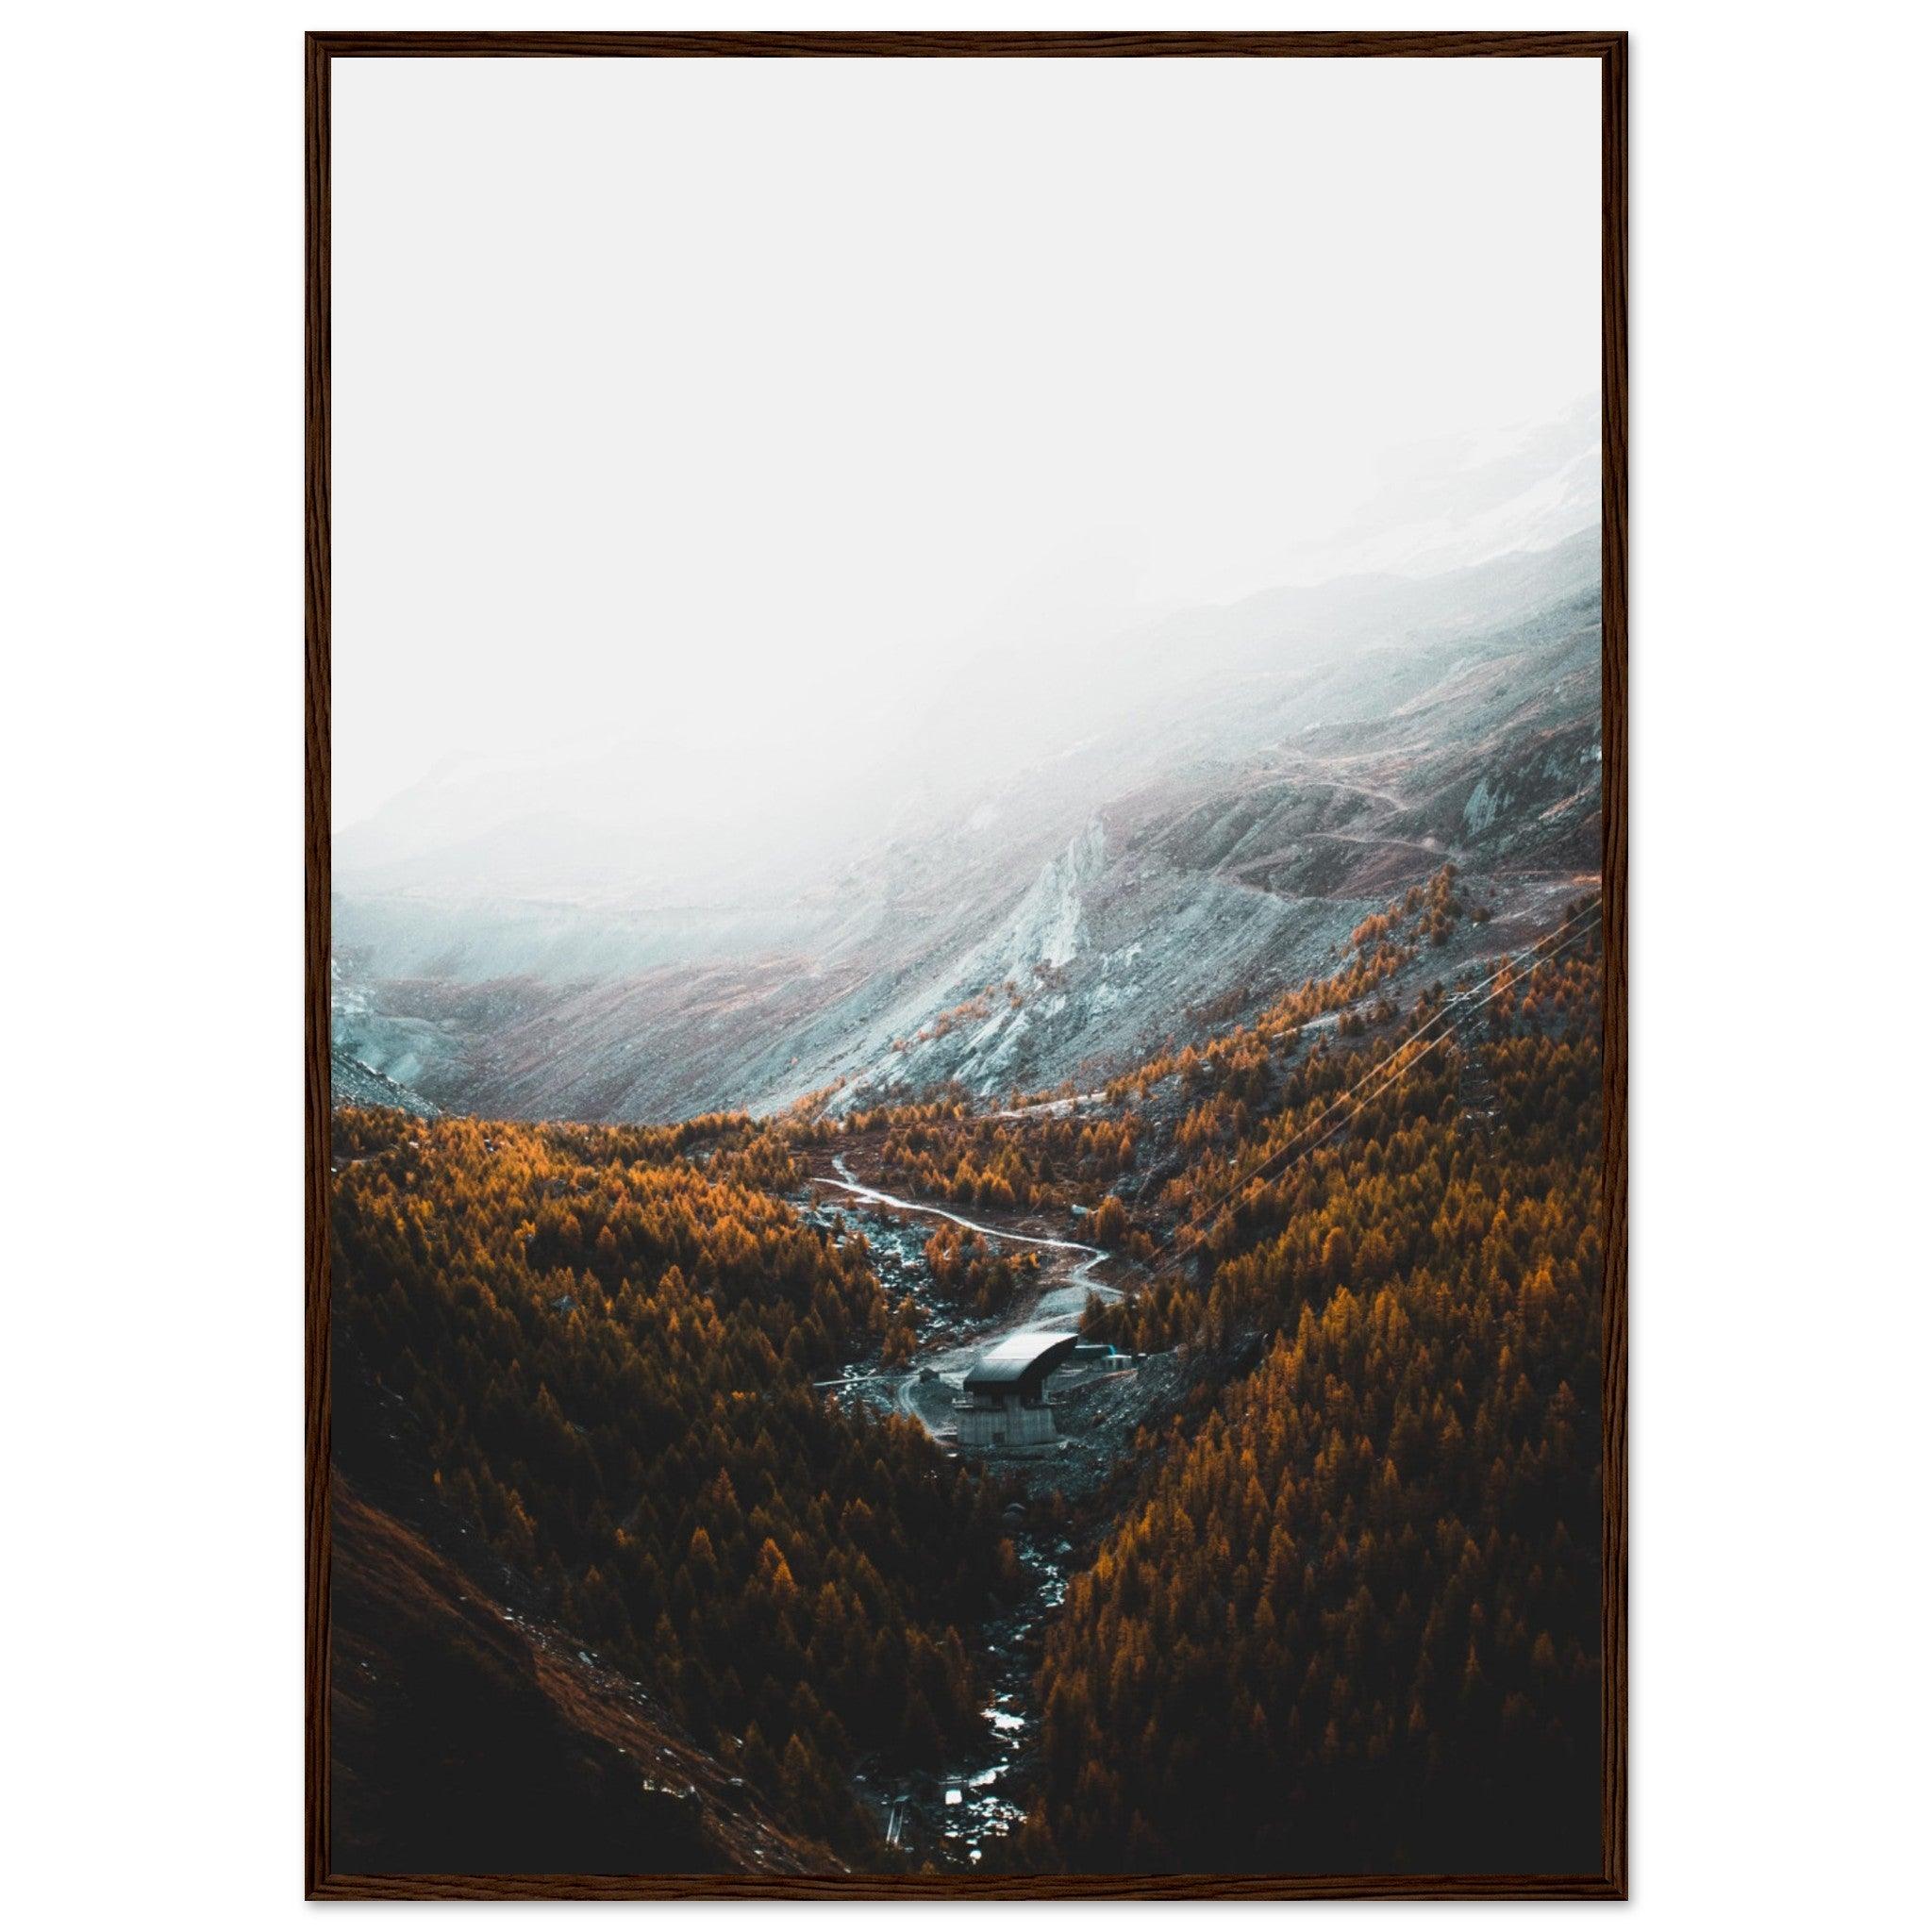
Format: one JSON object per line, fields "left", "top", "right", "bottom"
{"left": 329, "top": 1482, "right": 836, "bottom": 1877}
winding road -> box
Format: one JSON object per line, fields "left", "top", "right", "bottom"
{"left": 819, "top": 1156, "right": 1120, "bottom": 1314}
{"left": 811, "top": 1156, "right": 1123, "bottom": 1429}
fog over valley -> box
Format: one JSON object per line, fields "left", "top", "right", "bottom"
{"left": 334, "top": 408, "right": 1602, "bottom": 1123}
{"left": 330, "top": 54, "right": 1602, "bottom": 1124}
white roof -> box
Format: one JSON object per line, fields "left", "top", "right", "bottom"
{"left": 963, "top": 1329, "right": 1079, "bottom": 1390}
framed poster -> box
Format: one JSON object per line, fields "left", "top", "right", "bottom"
{"left": 308, "top": 30, "right": 1626, "bottom": 1901}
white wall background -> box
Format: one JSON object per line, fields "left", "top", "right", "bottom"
{"left": 4, "top": 3, "right": 1928, "bottom": 1925}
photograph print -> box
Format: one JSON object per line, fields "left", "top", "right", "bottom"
{"left": 311, "top": 33, "right": 1626, "bottom": 1898}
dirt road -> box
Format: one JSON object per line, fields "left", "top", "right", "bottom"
{"left": 808, "top": 1155, "right": 1124, "bottom": 1436}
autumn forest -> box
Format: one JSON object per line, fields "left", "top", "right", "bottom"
{"left": 329, "top": 869, "right": 1608, "bottom": 1878}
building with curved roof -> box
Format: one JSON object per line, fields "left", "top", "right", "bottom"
{"left": 958, "top": 1330, "right": 1077, "bottom": 1447}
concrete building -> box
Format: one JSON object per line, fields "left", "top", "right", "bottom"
{"left": 955, "top": 1330, "right": 1078, "bottom": 1449}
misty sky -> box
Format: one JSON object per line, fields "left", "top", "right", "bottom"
{"left": 331, "top": 57, "right": 1600, "bottom": 832}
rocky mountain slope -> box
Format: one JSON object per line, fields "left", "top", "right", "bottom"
{"left": 333, "top": 529, "right": 1601, "bottom": 1124}
{"left": 329, "top": 1045, "right": 441, "bottom": 1120}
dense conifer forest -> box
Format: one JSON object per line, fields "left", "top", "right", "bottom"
{"left": 329, "top": 876, "right": 1606, "bottom": 1875}
{"left": 1024, "top": 925, "right": 1605, "bottom": 1872}
{"left": 331, "top": 1113, "right": 1011, "bottom": 1861}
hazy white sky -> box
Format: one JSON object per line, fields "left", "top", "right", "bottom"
{"left": 332, "top": 56, "right": 1599, "bottom": 830}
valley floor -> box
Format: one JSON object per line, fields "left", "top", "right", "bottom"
{"left": 791, "top": 1143, "right": 1236, "bottom": 1866}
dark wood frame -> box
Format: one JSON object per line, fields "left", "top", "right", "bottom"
{"left": 306, "top": 28, "right": 1628, "bottom": 1902}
